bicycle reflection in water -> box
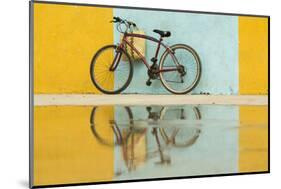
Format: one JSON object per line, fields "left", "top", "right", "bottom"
{"left": 89, "top": 106, "right": 201, "bottom": 176}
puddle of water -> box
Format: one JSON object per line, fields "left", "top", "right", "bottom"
{"left": 33, "top": 105, "right": 268, "bottom": 186}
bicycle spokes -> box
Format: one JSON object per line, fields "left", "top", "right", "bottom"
{"left": 90, "top": 45, "right": 133, "bottom": 94}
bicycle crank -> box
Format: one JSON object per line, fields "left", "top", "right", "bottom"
{"left": 146, "top": 64, "right": 160, "bottom": 86}
{"left": 178, "top": 65, "right": 186, "bottom": 77}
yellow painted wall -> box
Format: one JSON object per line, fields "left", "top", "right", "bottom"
{"left": 239, "top": 17, "right": 268, "bottom": 94}
{"left": 34, "top": 3, "right": 113, "bottom": 94}
{"left": 239, "top": 17, "right": 268, "bottom": 171}
{"left": 33, "top": 106, "right": 114, "bottom": 186}
{"left": 239, "top": 106, "right": 268, "bottom": 172}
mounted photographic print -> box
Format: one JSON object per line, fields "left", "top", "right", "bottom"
{"left": 30, "top": 0, "right": 269, "bottom": 188}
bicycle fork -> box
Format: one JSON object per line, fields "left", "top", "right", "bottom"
{"left": 109, "top": 47, "right": 123, "bottom": 71}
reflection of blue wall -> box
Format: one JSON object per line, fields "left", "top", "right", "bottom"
{"left": 114, "top": 105, "right": 239, "bottom": 179}
{"left": 114, "top": 8, "right": 238, "bottom": 94}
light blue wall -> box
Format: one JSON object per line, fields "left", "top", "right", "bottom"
{"left": 113, "top": 8, "right": 238, "bottom": 94}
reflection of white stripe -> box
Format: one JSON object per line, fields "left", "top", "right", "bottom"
{"left": 34, "top": 94, "right": 268, "bottom": 106}
{"left": 94, "top": 119, "right": 267, "bottom": 129}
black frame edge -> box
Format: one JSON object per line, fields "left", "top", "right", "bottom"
{"left": 32, "top": 171, "right": 270, "bottom": 188}
{"left": 267, "top": 16, "right": 270, "bottom": 173}
{"left": 29, "top": 1, "right": 34, "bottom": 188}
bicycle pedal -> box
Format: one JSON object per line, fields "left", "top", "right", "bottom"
{"left": 146, "top": 80, "right": 152, "bottom": 86}
{"left": 150, "top": 57, "right": 157, "bottom": 63}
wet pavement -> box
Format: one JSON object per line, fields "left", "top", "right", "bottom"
{"left": 33, "top": 105, "right": 268, "bottom": 186}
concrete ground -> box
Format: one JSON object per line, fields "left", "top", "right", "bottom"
{"left": 34, "top": 94, "right": 268, "bottom": 106}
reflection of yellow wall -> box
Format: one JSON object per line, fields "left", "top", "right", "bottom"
{"left": 34, "top": 3, "right": 113, "bottom": 94}
{"left": 239, "top": 106, "right": 268, "bottom": 172}
{"left": 239, "top": 17, "right": 268, "bottom": 94}
{"left": 33, "top": 106, "right": 114, "bottom": 186}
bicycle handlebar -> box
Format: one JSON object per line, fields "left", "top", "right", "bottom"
{"left": 111, "top": 16, "right": 122, "bottom": 23}
{"left": 110, "top": 17, "right": 137, "bottom": 33}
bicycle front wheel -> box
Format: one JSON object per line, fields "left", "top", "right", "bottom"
{"left": 159, "top": 44, "right": 201, "bottom": 94}
{"left": 90, "top": 45, "right": 133, "bottom": 94}
{"left": 90, "top": 106, "right": 134, "bottom": 146}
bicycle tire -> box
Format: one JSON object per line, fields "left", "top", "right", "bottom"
{"left": 159, "top": 106, "right": 201, "bottom": 148}
{"left": 159, "top": 44, "right": 201, "bottom": 94}
{"left": 90, "top": 106, "right": 134, "bottom": 146}
{"left": 90, "top": 45, "right": 133, "bottom": 94}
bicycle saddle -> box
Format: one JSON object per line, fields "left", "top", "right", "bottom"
{"left": 153, "top": 29, "right": 171, "bottom": 38}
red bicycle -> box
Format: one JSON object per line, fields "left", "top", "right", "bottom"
{"left": 90, "top": 17, "right": 201, "bottom": 94}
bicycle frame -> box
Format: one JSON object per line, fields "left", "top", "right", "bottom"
{"left": 119, "top": 32, "right": 180, "bottom": 73}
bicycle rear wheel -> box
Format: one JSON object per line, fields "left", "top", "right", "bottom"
{"left": 159, "top": 44, "right": 201, "bottom": 94}
{"left": 90, "top": 45, "right": 133, "bottom": 94}
{"left": 159, "top": 106, "right": 201, "bottom": 147}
